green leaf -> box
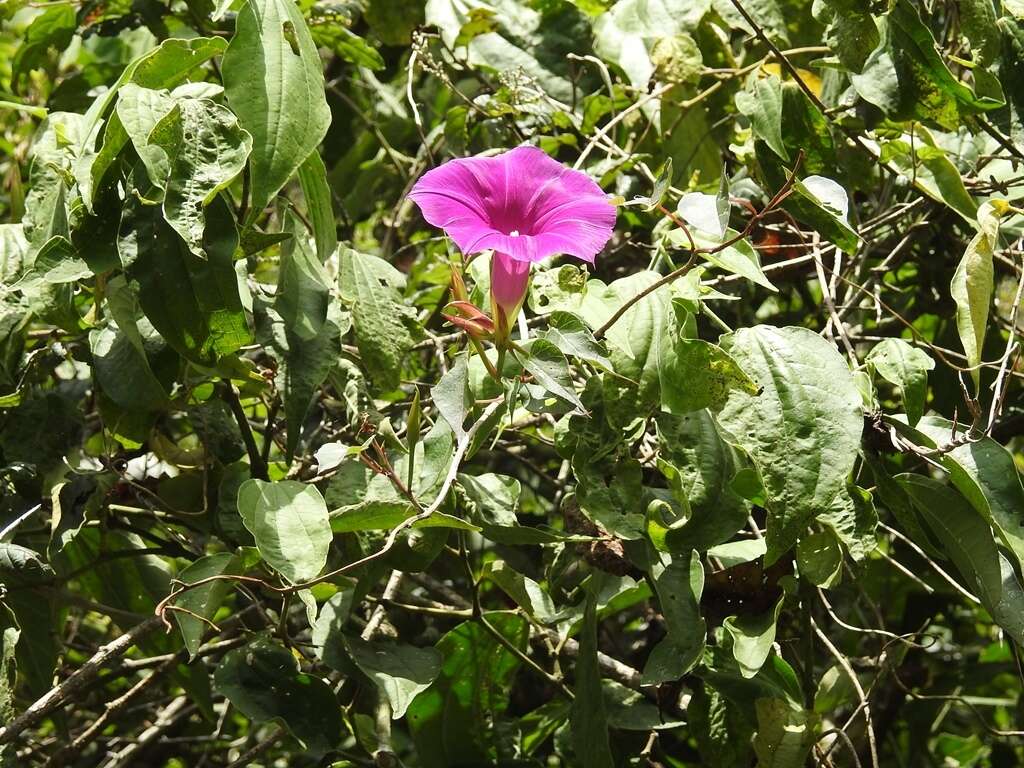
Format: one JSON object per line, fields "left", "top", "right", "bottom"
{"left": 651, "top": 32, "right": 703, "bottom": 84}
{"left": 516, "top": 338, "right": 585, "bottom": 412}
{"left": 236, "top": 479, "right": 332, "bottom": 583}
{"left": 670, "top": 228, "right": 777, "bottom": 290}
{"left": 592, "top": 0, "right": 710, "bottom": 88}
{"left": 431, "top": 353, "right": 473, "bottom": 440}
{"left": 796, "top": 529, "right": 843, "bottom": 587}
{"left": 297, "top": 150, "right": 337, "bottom": 262}
{"left": 817, "top": 0, "right": 879, "bottom": 72}
{"left": 89, "top": 323, "right": 168, "bottom": 412}
{"left": 957, "top": 0, "right": 999, "bottom": 66}
{"left": 718, "top": 326, "right": 863, "bottom": 563}
{"left": 661, "top": 337, "right": 759, "bottom": 414}
{"left": 851, "top": 0, "right": 1003, "bottom": 130}
{"left": 311, "top": 586, "right": 357, "bottom": 669}
{"left": 172, "top": 553, "right": 241, "bottom": 659}
{"left": 310, "top": 24, "right": 386, "bottom": 69}
{"left": 952, "top": 200, "right": 1005, "bottom": 389}
{"left": 656, "top": 410, "right": 750, "bottom": 552}
{"left": 344, "top": 635, "right": 442, "bottom": 719}
{"left": 570, "top": 580, "right": 614, "bottom": 768}
{"left": 866, "top": 337, "right": 934, "bottom": 426}
{"left": 578, "top": 271, "right": 674, "bottom": 408}
{"left": 275, "top": 212, "right": 331, "bottom": 341}
{"left": 677, "top": 190, "right": 729, "bottom": 239}
{"left": 147, "top": 97, "right": 252, "bottom": 255}
{"left": 88, "top": 38, "right": 230, "bottom": 199}
{"left": 813, "top": 665, "right": 858, "bottom": 715}
{"left": 723, "top": 594, "right": 786, "bottom": 678}
{"left": 574, "top": 457, "right": 648, "bottom": 540}
{"left": 541, "top": 310, "right": 612, "bottom": 370}
{"left": 260, "top": 301, "right": 345, "bottom": 462}
{"left": 898, "top": 474, "right": 1024, "bottom": 645}
{"left": 222, "top": 0, "right": 332, "bottom": 216}
{"left": 118, "top": 194, "right": 251, "bottom": 365}
{"left": 752, "top": 698, "right": 819, "bottom": 768}
{"left": 407, "top": 614, "right": 529, "bottom": 767}
{"left": 116, "top": 84, "right": 178, "bottom": 185}
{"left": 914, "top": 416, "right": 1024, "bottom": 577}
{"left": 877, "top": 127, "right": 978, "bottom": 222}
{"left": 10, "top": 5, "right": 76, "bottom": 92}
{"left": 214, "top": 637, "right": 343, "bottom": 756}
{"left": 736, "top": 73, "right": 788, "bottom": 161}
{"left": 94, "top": 36, "right": 230, "bottom": 130}
{"left": 481, "top": 560, "right": 558, "bottom": 623}
{"left": 340, "top": 248, "right": 415, "bottom": 391}
{"left": 688, "top": 678, "right": 756, "bottom": 766}
{"left": 817, "top": 484, "right": 878, "bottom": 561}
{"left": 642, "top": 550, "right": 706, "bottom": 684}
{"left": 0, "top": 605, "right": 19, "bottom": 730}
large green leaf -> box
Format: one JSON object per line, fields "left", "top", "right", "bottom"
{"left": 89, "top": 322, "right": 168, "bottom": 412}
{"left": 236, "top": 479, "right": 332, "bottom": 583}
{"left": 718, "top": 326, "right": 863, "bottom": 563}
{"left": 914, "top": 416, "right": 1024, "bottom": 576}
{"left": 222, "top": 0, "right": 332, "bottom": 217}
{"left": 118, "top": 194, "right": 251, "bottom": 365}
{"left": 866, "top": 337, "right": 934, "bottom": 426}
{"left": 660, "top": 337, "right": 759, "bottom": 414}
{"left": 592, "top": 0, "right": 710, "bottom": 88}
{"left": 275, "top": 213, "right": 331, "bottom": 341}
{"left": 172, "top": 552, "right": 241, "bottom": 659}
{"left": 87, "top": 37, "right": 229, "bottom": 200}
{"left": 899, "top": 475, "right": 1024, "bottom": 645}
{"left": 951, "top": 200, "right": 1005, "bottom": 389}
{"left": 407, "top": 614, "right": 529, "bottom": 767}
{"left": 752, "top": 698, "right": 819, "bottom": 768}
{"left": 344, "top": 635, "right": 443, "bottom": 719}
{"left": 339, "top": 248, "right": 415, "bottom": 391}
{"left": 0, "top": 544, "right": 61, "bottom": 700}
{"left": 431, "top": 353, "right": 473, "bottom": 440}
{"left": 570, "top": 582, "right": 614, "bottom": 768}
{"left": 578, "top": 270, "right": 675, "bottom": 409}
{"left": 642, "top": 550, "right": 706, "bottom": 684}
{"left": 516, "top": 338, "right": 585, "bottom": 412}
{"left": 851, "top": 0, "right": 1003, "bottom": 130}
{"left": 147, "top": 97, "right": 252, "bottom": 255}
{"left": 656, "top": 410, "right": 750, "bottom": 552}
{"left": 214, "top": 637, "right": 343, "bottom": 756}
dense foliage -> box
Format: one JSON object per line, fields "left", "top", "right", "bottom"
{"left": 2, "top": 0, "right": 1024, "bottom": 765}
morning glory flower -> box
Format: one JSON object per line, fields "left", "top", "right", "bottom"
{"left": 408, "top": 146, "right": 616, "bottom": 341}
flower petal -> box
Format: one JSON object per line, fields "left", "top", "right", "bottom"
{"left": 408, "top": 146, "right": 616, "bottom": 264}
{"left": 500, "top": 146, "right": 616, "bottom": 262}
{"left": 407, "top": 157, "right": 501, "bottom": 255}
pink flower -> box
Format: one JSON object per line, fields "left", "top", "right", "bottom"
{"left": 408, "top": 146, "right": 616, "bottom": 338}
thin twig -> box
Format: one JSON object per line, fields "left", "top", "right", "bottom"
{"left": 0, "top": 616, "right": 163, "bottom": 746}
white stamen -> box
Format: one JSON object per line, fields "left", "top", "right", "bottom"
{"left": 509, "top": 230, "right": 520, "bottom": 237}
